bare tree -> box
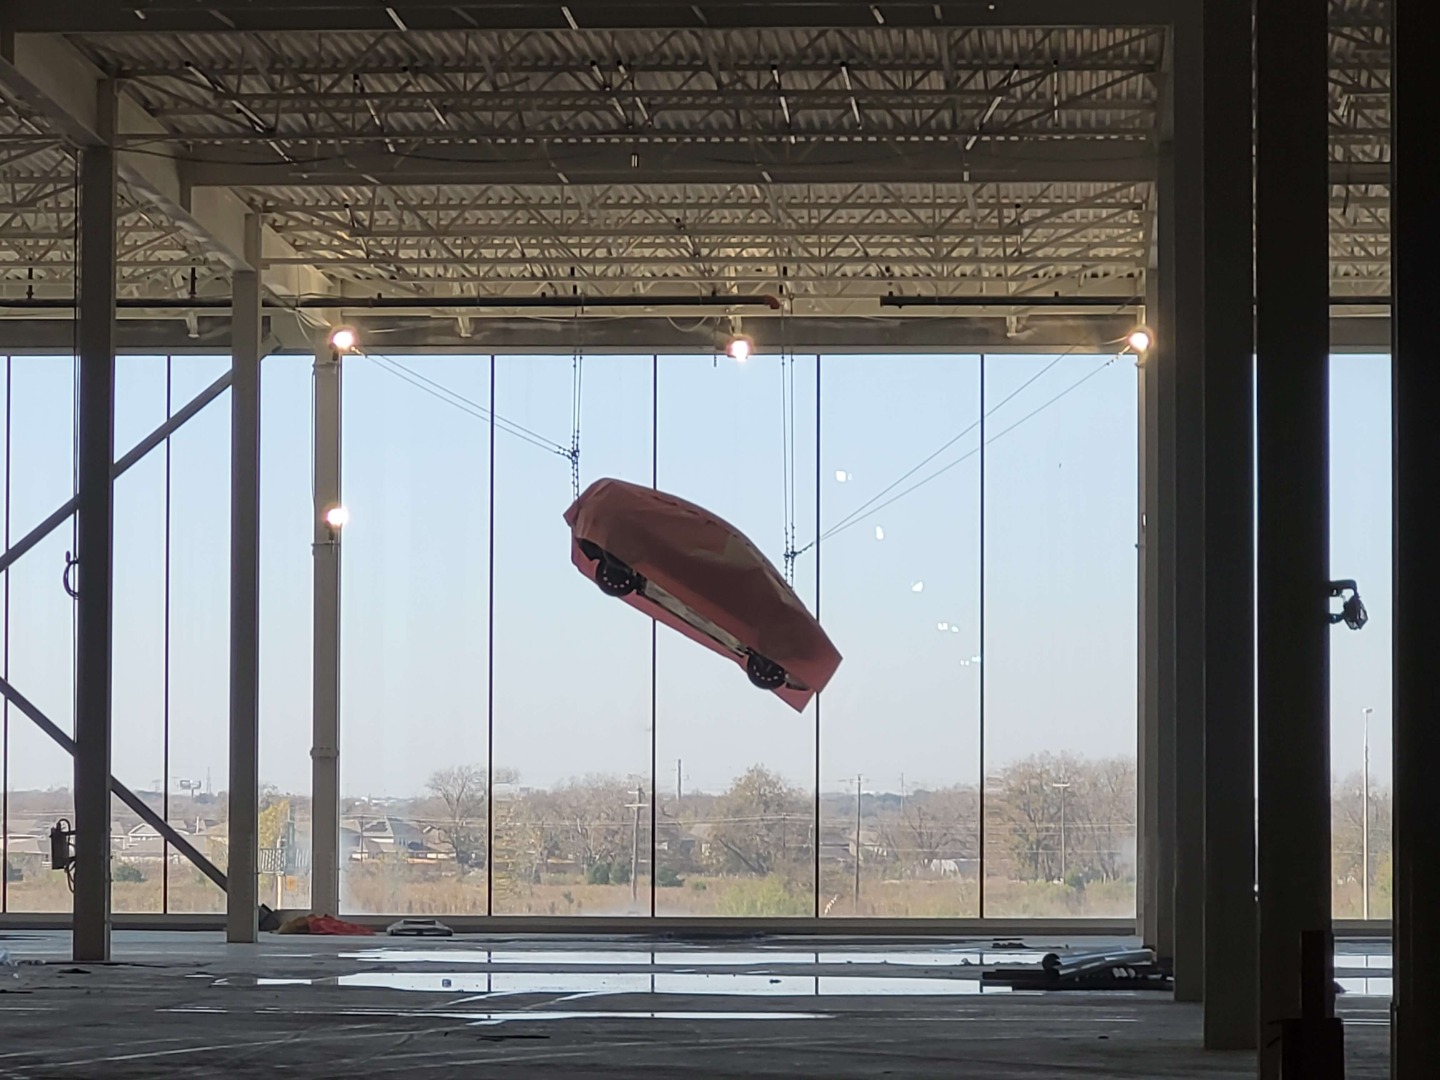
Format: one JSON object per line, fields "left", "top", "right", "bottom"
{"left": 426, "top": 765, "right": 489, "bottom": 870}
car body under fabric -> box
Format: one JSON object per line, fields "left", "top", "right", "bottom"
{"left": 564, "top": 477, "right": 842, "bottom": 712}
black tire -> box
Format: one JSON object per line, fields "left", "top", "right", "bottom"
{"left": 745, "top": 650, "right": 787, "bottom": 691}
{"left": 595, "top": 555, "right": 642, "bottom": 598}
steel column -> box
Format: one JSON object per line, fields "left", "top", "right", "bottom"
{"left": 1255, "top": 0, "right": 1332, "bottom": 1071}
{"left": 311, "top": 338, "right": 343, "bottom": 916}
{"left": 1144, "top": 137, "right": 1178, "bottom": 965}
{"left": 72, "top": 102, "right": 118, "bottom": 963}
{"left": 227, "top": 216, "right": 263, "bottom": 943}
{"left": 1390, "top": 0, "right": 1440, "bottom": 1070}
{"left": 1168, "top": 0, "right": 1205, "bottom": 1005}
{"left": 1201, "top": 0, "right": 1256, "bottom": 1051}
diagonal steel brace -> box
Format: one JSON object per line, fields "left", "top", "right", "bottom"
{"left": 0, "top": 674, "right": 228, "bottom": 892}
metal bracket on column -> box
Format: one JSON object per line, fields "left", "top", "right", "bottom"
{"left": 0, "top": 674, "right": 229, "bottom": 893}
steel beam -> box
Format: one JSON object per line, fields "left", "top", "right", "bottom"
{"left": 1255, "top": 0, "right": 1333, "bottom": 1071}
{"left": 2, "top": 0, "right": 1175, "bottom": 33}
{"left": 176, "top": 153, "right": 1379, "bottom": 191}
{"left": 72, "top": 118, "right": 117, "bottom": 964}
{"left": 1389, "top": 0, "right": 1438, "bottom": 1071}
{"left": 1200, "top": 0, "right": 1256, "bottom": 1050}
{"left": 1168, "top": 0, "right": 1204, "bottom": 1006}
{"left": 226, "top": 216, "right": 263, "bottom": 943}
{"left": 311, "top": 338, "right": 343, "bottom": 917}
{"left": 0, "top": 34, "right": 328, "bottom": 297}
{"left": 179, "top": 141, "right": 1157, "bottom": 189}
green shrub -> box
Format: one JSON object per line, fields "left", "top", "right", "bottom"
{"left": 656, "top": 865, "right": 684, "bottom": 888}
{"left": 586, "top": 862, "right": 611, "bottom": 886}
{"left": 713, "top": 875, "right": 812, "bottom": 917}
{"left": 112, "top": 862, "right": 147, "bottom": 884}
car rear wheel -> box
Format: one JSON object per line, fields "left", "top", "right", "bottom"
{"left": 594, "top": 554, "right": 643, "bottom": 598}
{"left": 745, "top": 650, "right": 788, "bottom": 690}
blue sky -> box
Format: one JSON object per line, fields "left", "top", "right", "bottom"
{"left": 0, "top": 349, "right": 1393, "bottom": 802}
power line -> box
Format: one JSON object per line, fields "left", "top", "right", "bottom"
{"left": 794, "top": 351, "right": 1117, "bottom": 552}
{"left": 363, "top": 352, "right": 570, "bottom": 458}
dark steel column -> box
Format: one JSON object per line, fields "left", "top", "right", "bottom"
{"left": 1390, "top": 0, "right": 1440, "bottom": 1070}
{"left": 1139, "top": 141, "right": 1177, "bottom": 960}
{"left": 72, "top": 122, "right": 118, "bottom": 962}
{"left": 1255, "top": 0, "right": 1332, "bottom": 1072}
{"left": 227, "top": 216, "right": 263, "bottom": 943}
{"left": 1153, "top": 137, "right": 1178, "bottom": 966}
{"left": 1201, "top": 0, "right": 1256, "bottom": 1051}
{"left": 1169, "top": 0, "right": 1205, "bottom": 1004}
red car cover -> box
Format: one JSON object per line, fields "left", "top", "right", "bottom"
{"left": 565, "top": 478, "right": 842, "bottom": 711}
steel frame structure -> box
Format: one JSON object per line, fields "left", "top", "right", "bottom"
{"left": 0, "top": 8, "right": 1417, "bottom": 1073}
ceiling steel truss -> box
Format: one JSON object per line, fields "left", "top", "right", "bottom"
{"left": 0, "top": 0, "right": 1391, "bottom": 334}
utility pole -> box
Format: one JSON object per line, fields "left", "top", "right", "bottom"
{"left": 1362, "top": 707, "right": 1372, "bottom": 921}
{"left": 1052, "top": 781, "right": 1072, "bottom": 881}
{"left": 627, "top": 786, "right": 647, "bottom": 906}
{"left": 853, "top": 774, "right": 864, "bottom": 912}
{"left": 676, "top": 759, "right": 683, "bottom": 807}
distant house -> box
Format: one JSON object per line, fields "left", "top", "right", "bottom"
{"left": 341, "top": 816, "right": 449, "bottom": 864}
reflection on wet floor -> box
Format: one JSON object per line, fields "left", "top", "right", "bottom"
{"left": 234, "top": 971, "right": 1012, "bottom": 995}
{"left": 338, "top": 948, "right": 1051, "bottom": 968}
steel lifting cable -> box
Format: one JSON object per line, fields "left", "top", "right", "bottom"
{"left": 570, "top": 319, "right": 584, "bottom": 501}
{"left": 779, "top": 318, "right": 800, "bottom": 585}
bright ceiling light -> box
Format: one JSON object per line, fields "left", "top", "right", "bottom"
{"left": 1127, "top": 327, "right": 1153, "bottom": 354}
{"left": 329, "top": 326, "right": 358, "bottom": 353}
{"left": 835, "top": 470, "right": 850, "bottom": 483}
{"left": 727, "top": 334, "right": 754, "bottom": 362}
{"left": 874, "top": 526, "right": 885, "bottom": 540}
{"left": 911, "top": 581, "right": 925, "bottom": 593}
{"left": 324, "top": 505, "right": 350, "bottom": 529}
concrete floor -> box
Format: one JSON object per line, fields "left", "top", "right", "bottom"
{"left": 0, "top": 932, "right": 1391, "bottom": 1078}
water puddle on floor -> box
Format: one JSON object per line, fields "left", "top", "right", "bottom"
{"left": 224, "top": 971, "right": 1008, "bottom": 996}
{"left": 337, "top": 948, "right": 1049, "bottom": 970}
{"left": 464, "top": 1011, "right": 831, "bottom": 1024}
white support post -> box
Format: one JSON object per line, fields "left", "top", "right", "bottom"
{"left": 311, "top": 337, "right": 343, "bottom": 916}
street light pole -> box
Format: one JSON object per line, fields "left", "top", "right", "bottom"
{"left": 853, "top": 774, "right": 864, "bottom": 912}
{"left": 1362, "top": 706, "right": 1372, "bottom": 921}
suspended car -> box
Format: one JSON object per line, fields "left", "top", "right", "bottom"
{"left": 565, "top": 477, "right": 842, "bottom": 711}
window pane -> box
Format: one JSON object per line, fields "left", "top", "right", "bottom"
{"left": 261, "top": 355, "right": 317, "bottom": 912}
{"left": 655, "top": 354, "right": 818, "bottom": 917}
{"left": 341, "top": 354, "right": 490, "bottom": 916}
{"left": 1328, "top": 353, "right": 1391, "bottom": 920}
{"left": 165, "top": 357, "right": 231, "bottom": 913}
{"left": 982, "top": 353, "right": 1138, "bottom": 918}
{"left": 819, "top": 355, "right": 981, "bottom": 917}
{"left": 492, "top": 354, "right": 653, "bottom": 916}
{"left": 2, "top": 356, "right": 76, "bottom": 913}
{"left": 111, "top": 357, "right": 169, "bottom": 912}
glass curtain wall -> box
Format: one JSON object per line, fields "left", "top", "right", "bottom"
{"left": 332, "top": 349, "right": 1138, "bottom": 919}
{"left": 0, "top": 346, "right": 1146, "bottom": 920}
